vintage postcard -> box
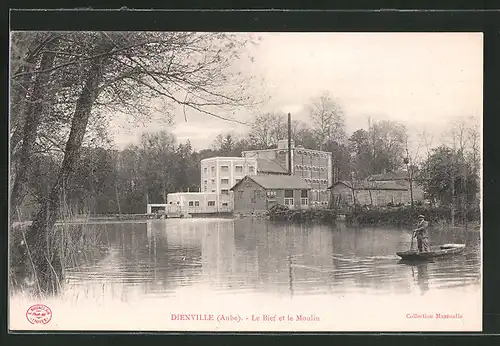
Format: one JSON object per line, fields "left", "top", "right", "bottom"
{"left": 8, "top": 31, "right": 482, "bottom": 332}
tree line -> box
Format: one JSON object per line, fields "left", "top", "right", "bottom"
{"left": 15, "top": 91, "right": 480, "bottom": 219}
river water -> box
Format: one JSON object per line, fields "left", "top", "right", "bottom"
{"left": 9, "top": 218, "right": 482, "bottom": 332}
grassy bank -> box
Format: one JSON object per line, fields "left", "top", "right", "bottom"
{"left": 9, "top": 211, "right": 104, "bottom": 298}
{"left": 266, "top": 203, "right": 480, "bottom": 228}
{"left": 267, "top": 204, "right": 337, "bottom": 223}
{"left": 345, "top": 205, "right": 481, "bottom": 228}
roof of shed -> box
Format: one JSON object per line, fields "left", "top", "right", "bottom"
{"left": 367, "top": 171, "right": 408, "bottom": 181}
{"left": 328, "top": 180, "right": 408, "bottom": 191}
{"left": 231, "top": 175, "right": 311, "bottom": 190}
{"left": 256, "top": 158, "right": 289, "bottom": 174}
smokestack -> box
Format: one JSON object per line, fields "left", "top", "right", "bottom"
{"left": 288, "top": 113, "right": 292, "bottom": 175}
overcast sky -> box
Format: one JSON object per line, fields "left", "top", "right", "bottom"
{"left": 110, "top": 32, "right": 483, "bottom": 153}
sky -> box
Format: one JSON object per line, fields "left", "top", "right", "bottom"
{"left": 109, "top": 32, "right": 483, "bottom": 154}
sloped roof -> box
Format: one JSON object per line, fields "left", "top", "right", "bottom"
{"left": 231, "top": 175, "right": 311, "bottom": 190}
{"left": 328, "top": 180, "right": 408, "bottom": 191}
{"left": 256, "top": 158, "right": 289, "bottom": 174}
{"left": 367, "top": 171, "right": 408, "bottom": 181}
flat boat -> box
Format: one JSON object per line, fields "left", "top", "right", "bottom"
{"left": 396, "top": 243, "right": 466, "bottom": 261}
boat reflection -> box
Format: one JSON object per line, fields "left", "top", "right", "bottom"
{"left": 398, "top": 260, "right": 430, "bottom": 295}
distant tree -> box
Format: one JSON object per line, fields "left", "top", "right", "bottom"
{"left": 419, "top": 146, "right": 478, "bottom": 210}
{"left": 369, "top": 119, "right": 408, "bottom": 174}
{"left": 307, "top": 92, "right": 346, "bottom": 150}
{"left": 293, "top": 122, "right": 319, "bottom": 150}
{"left": 174, "top": 140, "right": 196, "bottom": 193}
{"left": 348, "top": 129, "right": 373, "bottom": 179}
{"left": 138, "top": 131, "right": 177, "bottom": 203}
{"left": 212, "top": 133, "right": 237, "bottom": 155}
{"left": 323, "top": 139, "right": 351, "bottom": 182}
{"left": 247, "top": 111, "right": 287, "bottom": 148}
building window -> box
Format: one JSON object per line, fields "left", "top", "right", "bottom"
{"left": 221, "top": 165, "right": 229, "bottom": 172}
{"left": 235, "top": 165, "right": 243, "bottom": 172}
{"left": 300, "top": 190, "right": 308, "bottom": 205}
{"left": 221, "top": 178, "right": 229, "bottom": 184}
{"left": 203, "top": 167, "right": 208, "bottom": 175}
{"left": 237, "top": 190, "right": 244, "bottom": 199}
{"left": 235, "top": 178, "right": 241, "bottom": 183}
{"left": 284, "top": 189, "right": 294, "bottom": 206}
{"left": 221, "top": 189, "right": 229, "bottom": 195}
{"left": 204, "top": 186, "right": 207, "bottom": 191}
{"left": 208, "top": 201, "right": 215, "bottom": 207}
{"left": 211, "top": 166, "right": 215, "bottom": 173}
{"left": 195, "top": 201, "right": 200, "bottom": 207}
{"left": 266, "top": 190, "right": 277, "bottom": 198}
{"left": 222, "top": 202, "right": 229, "bottom": 207}
{"left": 211, "top": 189, "right": 216, "bottom": 192}
{"left": 203, "top": 180, "right": 207, "bottom": 185}
{"left": 189, "top": 201, "right": 196, "bottom": 207}
{"left": 211, "top": 179, "right": 215, "bottom": 184}
{"left": 248, "top": 165, "right": 255, "bottom": 173}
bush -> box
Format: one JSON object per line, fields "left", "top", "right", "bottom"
{"left": 346, "top": 205, "right": 480, "bottom": 227}
{"left": 267, "top": 204, "right": 337, "bottom": 223}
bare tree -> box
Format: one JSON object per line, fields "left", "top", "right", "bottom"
{"left": 10, "top": 31, "right": 259, "bottom": 295}
{"left": 308, "top": 91, "right": 346, "bottom": 150}
{"left": 370, "top": 119, "right": 408, "bottom": 174}
{"left": 247, "top": 111, "right": 287, "bottom": 148}
{"left": 449, "top": 115, "right": 481, "bottom": 225}
{"left": 10, "top": 38, "right": 58, "bottom": 221}
{"left": 403, "top": 133, "right": 422, "bottom": 209}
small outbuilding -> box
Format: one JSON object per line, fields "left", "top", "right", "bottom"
{"left": 166, "top": 192, "right": 232, "bottom": 214}
{"left": 230, "top": 175, "right": 311, "bottom": 214}
{"left": 328, "top": 180, "right": 410, "bottom": 207}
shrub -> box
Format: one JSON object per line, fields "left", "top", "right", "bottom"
{"left": 346, "top": 205, "right": 480, "bottom": 227}
{"left": 267, "top": 204, "right": 337, "bottom": 223}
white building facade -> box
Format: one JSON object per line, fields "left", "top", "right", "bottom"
{"left": 166, "top": 192, "right": 232, "bottom": 214}
{"left": 200, "top": 157, "right": 258, "bottom": 211}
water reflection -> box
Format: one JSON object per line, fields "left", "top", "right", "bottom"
{"left": 416, "top": 263, "right": 430, "bottom": 295}
{"left": 10, "top": 218, "right": 481, "bottom": 302}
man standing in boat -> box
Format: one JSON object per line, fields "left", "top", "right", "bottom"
{"left": 413, "top": 215, "right": 429, "bottom": 252}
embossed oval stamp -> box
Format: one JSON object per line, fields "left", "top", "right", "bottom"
{"left": 26, "top": 304, "right": 52, "bottom": 324}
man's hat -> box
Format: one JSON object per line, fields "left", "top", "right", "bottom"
{"left": 417, "top": 215, "right": 425, "bottom": 219}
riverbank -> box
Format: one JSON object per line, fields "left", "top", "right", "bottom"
{"left": 11, "top": 212, "right": 237, "bottom": 229}
{"left": 266, "top": 204, "right": 480, "bottom": 228}
{"left": 11, "top": 205, "right": 481, "bottom": 229}
{"left": 346, "top": 205, "right": 481, "bottom": 228}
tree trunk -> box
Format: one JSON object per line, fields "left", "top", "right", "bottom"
{"left": 10, "top": 34, "right": 58, "bottom": 157}
{"left": 10, "top": 64, "right": 35, "bottom": 157}
{"left": 25, "top": 46, "right": 109, "bottom": 296}
{"left": 115, "top": 182, "right": 122, "bottom": 215}
{"left": 162, "top": 177, "right": 167, "bottom": 204}
{"left": 10, "top": 49, "right": 57, "bottom": 221}
{"left": 450, "top": 174, "right": 455, "bottom": 227}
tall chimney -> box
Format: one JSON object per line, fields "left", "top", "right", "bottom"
{"left": 288, "top": 113, "right": 292, "bottom": 175}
